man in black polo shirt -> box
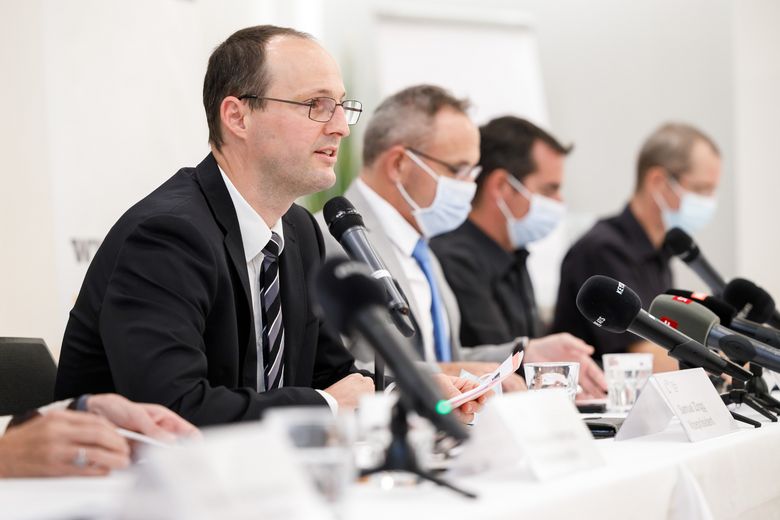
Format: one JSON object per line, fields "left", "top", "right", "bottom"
{"left": 551, "top": 122, "right": 721, "bottom": 370}
{"left": 432, "top": 116, "right": 606, "bottom": 397}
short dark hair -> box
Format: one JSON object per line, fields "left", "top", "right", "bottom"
{"left": 362, "top": 85, "right": 471, "bottom": 166}
{"left": 203, "top": 25, "right": 312, "bottom": 150}
{"left": 635, "top": 122, "right": 720, "bottom": 189}
{"left": 476, "top": 116, "right": 572, "bottom": 193}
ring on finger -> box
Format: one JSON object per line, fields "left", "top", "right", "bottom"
{"left": 72, "top": 447, "right": 88, "bottom": 468}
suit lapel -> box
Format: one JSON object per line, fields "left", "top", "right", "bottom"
{"left": 280, "top": 213, "right": 305, "bottom": 385}
{"left": 194, "top": 154, "right": 257, "bottom": 386}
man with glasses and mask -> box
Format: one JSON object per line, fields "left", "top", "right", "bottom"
{"left": 55, "top": 26, "right": 486, "bottom": 427}
{"left": 551, "top": 122, "right": 721, "bottom": 371}
{"left": 318, "top": 86, "right": 603, "bottom": 396}
{"left": 431, "top": 117, "right": 606, "bottom": 398}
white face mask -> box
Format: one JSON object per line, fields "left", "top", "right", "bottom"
{"left": 496, "top": 175, "right": 566, "bottom": 248}
{"left": 654, "top": 177, "right": 717, "bottom": 234}
{"left": 397, "top": 150, "right": 477, "bottom": 238}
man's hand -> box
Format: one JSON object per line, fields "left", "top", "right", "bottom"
{"left": 324, "top": 373, "right": 375, "bottom": 411}
{"left": 431, "top": 374, "right": 493, "bottom": 424}
{"left": 86, "top": 394, "right": 200, "bottom": 443}
{"left": 526, "top": 333, "right": 607, "bottom": 398}
{"left": 0, "top": 410, "right": 130, "bottom": 478}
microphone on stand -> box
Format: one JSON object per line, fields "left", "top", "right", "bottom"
{"left": 662, "top": 227, "right": 727, "bottom": 295}
{"left": 576, "top": 275, "right": 751, "bottom": 381}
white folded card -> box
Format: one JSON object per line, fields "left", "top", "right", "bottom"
{"left": 123, "top": 422, "right": 333, "bottom": 520}
{"left": 615, "top": 367, "right": 738, "bottom": 442}
{"left": 452, "top": 389, "right": 603, "bottom": 480}
{"left": 447, "top": 351, "right": 523, "bottom": 409}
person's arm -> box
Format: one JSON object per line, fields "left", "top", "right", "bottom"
{"left": 99, "top": 215, "right": 328, "bottom": 426}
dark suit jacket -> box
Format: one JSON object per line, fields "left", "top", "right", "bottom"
{"left": 55, "top": 154, "right": 357, "bottom": 426}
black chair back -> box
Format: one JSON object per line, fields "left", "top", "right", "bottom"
{"left": 0, "top": 337, "right": 57, "bottom": 416}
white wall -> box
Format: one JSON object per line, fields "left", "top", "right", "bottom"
{"left": 734, "top": 0, "right": 780, "bottom": 299}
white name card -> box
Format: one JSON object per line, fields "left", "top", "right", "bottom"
{"left": 616, "top": 368, "right": 738, "bottom": 442}
{"left": 453, "top": 390, "right": 603, "bottom": 481}
{"left": 124, "top": 422, "right": 333, "bottom": 520}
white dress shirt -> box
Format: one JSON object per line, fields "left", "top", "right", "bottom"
{"left": 219, "top": 168, "right": 337, "bottom": 412}
{"left": 355, "top": 179, "right": 449, "bottom": 363}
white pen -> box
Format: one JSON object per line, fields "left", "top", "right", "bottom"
{"left": 116, "top": 428, "right": 170, "bottom": 448}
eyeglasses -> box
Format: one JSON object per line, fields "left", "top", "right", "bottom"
{"left": 406, "top": 147, "right": 482, "bottom": 181}
{"left": 237, "top": 95, "right": 362, "bottom": 125}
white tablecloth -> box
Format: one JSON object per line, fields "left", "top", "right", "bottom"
{"left": 2, "top": 408, "right": 780, "bottom": 520}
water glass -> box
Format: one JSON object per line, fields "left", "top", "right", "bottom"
{"left": 264, "top": 408, "right": 356, "bottom": 504}
{"left": 523, "top": 362, "right": 580, "bottom": 401}
{"left": 603, "top": 353, "right": 653, "bottom": 412}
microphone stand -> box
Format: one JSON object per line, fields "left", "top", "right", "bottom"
{"left": 360, "top": 401, "right": 477, "bottom": 499}
{"left": 677, "top": 360, "right": 764, "bottom": 427}
{"left": 745, "top": 364, "right": 780, "bottom": 413}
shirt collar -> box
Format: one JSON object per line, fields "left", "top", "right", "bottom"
{"left": 355, "top": 178, "right": 421, "bottom": 256}
{"left": 219, "top": 166, "right": 284, "bottom": 262}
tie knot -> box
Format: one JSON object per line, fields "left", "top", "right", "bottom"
{"left": 263, "top": 232, "right": 283, "bottom": 261}
{"left": 412, "top": 239, "right": 431, "bottom": 266}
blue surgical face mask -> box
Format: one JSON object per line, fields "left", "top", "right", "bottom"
{"left": 396, "top": 150, "right": 477, "bottom": 238}
{"left": 654, "top": 176, "right": 717, "bottom": 234}
{"left": 496, "top": 175, "right": 566, "bottom": 248}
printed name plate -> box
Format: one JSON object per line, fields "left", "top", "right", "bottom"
{"left": 616, "top": 368, "right": 738, "bottom": 442}
{"left": 454, "top": 390, "right": 603, "bottom": 481}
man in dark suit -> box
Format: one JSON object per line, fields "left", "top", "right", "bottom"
{"left": 55, "top": 26, "right": 484, "bottom": 427}
{"left": 54, "top": 26, "right": 375, "bottom": 426}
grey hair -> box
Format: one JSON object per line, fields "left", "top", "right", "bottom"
{"left": 636, "top": 122, "right": 719, "bottom": 187}
{"left": 362, "top": 84, "right": 470, "bottom": 166}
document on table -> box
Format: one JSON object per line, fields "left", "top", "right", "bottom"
{"left": 447, "top": 351, "right": 523, "bottom": 408}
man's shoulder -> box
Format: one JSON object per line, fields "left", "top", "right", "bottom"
{"left": 566, "top": 212, "right": 626, "bottom": 257}
{"left": 112, "top": 168, "right": 213, "bottom": 235}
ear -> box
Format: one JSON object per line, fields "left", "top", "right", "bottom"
{"left": 219, "top": 96, "right": 248, "bottom": 143}
{"left": 487, "top": 169, "right": 512, "bottom": 199}
{"left": 383, "top": 145, "right": 409, "bottom": 183}
{"left": 644, "top": 166, "right": 668, "bottom": 192}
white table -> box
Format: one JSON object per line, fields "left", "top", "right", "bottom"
{"left": 2, "top": 408, "right": 780, "bottom": 520}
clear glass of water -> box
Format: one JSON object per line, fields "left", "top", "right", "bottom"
{"left": 603, "top": 353, "right": 653, "bottom": 412}
{"left": 264, "top": 408, "right": 356, "bottom": 504}
{"left": 523, "top": 362, "right": 580, "bottom": 401}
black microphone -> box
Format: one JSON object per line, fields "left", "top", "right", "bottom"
{"left": 576, "top": 275, "right": 751, "bottom": 381}
{"left": 323, "top": 197, "right": 415, "bottom": 338}
{"left": 312, "top": 257, "right": 468, "bottom": 442}
{"left": 663, "top": 227, "right": 727, "bottom": 295}
{"left": 649, "top": 294, "right": 780, "bottom": 373}
{"left": 666, "top": 289, "right": 780, "bottom": 349}
{"left": 723, "top": 278, "right": 780, "bottom": 329}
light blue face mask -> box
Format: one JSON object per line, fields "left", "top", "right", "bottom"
{"left": 654, "top": 177, "right": 717, "bottom": 234}
{"left": 396, "top": 149, "right": 477, "bottom": 238}
{"left": 496, "top": 175, "right": 566, "bottom": 248}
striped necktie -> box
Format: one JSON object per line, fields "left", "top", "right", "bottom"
{"left": 260, "top": 231, "right": 285, "bottom": 390}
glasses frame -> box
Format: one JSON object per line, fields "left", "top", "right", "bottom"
{"left": 237, "top": 95, "right": 362, "bottom": 125}
{"left": 406, "top": 147, "right": 481, "bottom": 181}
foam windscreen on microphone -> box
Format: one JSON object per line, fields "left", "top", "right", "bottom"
{"left": 576, "top": 275, "right": 642, "bottom": 333}
{"left": 665, "top": 289, "right": 737, "bottom": 325}
{"left": 723, "top": 278, "right": 775, "bottom": 323}
{"left": 648, "top": 294, "right": 718, "bottom": 344}
{"left": 312, "top": 257, "right": 386, "bottom": 333}
{"left": 323, "top": 196, "right": 365, "bottom": 242}
{"left": 662, "top": 227, "right": 700, "bottom": 262}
